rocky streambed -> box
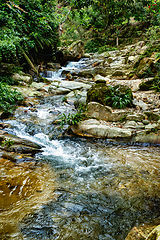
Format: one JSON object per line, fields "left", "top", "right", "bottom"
{"left": 0, "top": 41, "right": 160, "bottom": 239}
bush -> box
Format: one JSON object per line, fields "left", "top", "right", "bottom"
{"left": 0, "top": 83, "right": 24, "bottom": 114}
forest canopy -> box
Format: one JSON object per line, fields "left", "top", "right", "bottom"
{"left": 0, "top": 0, "right": 59, "bottom": 63}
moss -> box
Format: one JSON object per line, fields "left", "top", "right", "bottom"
{"left": 87, "top": 83, "right": 133, "bottom": 109}
{"left": 87, "top": 83, "right": 112, "bottom": 106}
{"left": 139, "top": 79, "right": 155, "bottom": 91}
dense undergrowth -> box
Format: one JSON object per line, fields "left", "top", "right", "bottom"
{"left": 0, "top": 82, "right": 24, "bottom": 115}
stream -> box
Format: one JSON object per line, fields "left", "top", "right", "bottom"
{"left": 0, "top": 60, "right": 160, "bottom": 240}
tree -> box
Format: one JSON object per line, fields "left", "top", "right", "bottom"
{"left": 0, "top": 0, "right": 59, "bottom": 64}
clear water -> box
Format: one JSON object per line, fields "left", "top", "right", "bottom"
{"left": 0, "top": 60, "right": 160, "bottom": 240}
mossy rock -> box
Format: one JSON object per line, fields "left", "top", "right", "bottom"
{"left": 139, "top": 79, "right": 155, "bottom": 91}
{"left": 87, "top": 83, "right": 112, "bottom": 106}
{"left": 87, "top": 83, "right": 133, "bottom": 109}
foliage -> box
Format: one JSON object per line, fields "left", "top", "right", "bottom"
{"left": 1, "top": 138, "right": 14, "bottom": 147}
{"left": 0, "top": 0, "right": 59, "bottom": 63}
{"left": 105, "top": 85, "right": 133, "bottom": 109}
{"left": 0, "top": 75, "right": 18, "bottom": 85}
{"left": 0, "top": 83, "right": 24, "bottom": 113}
{"left": 59, "top": 105, "right": 86, "bottom": 128}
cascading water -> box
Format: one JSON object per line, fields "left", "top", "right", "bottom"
{"left": 0, "top": 60, "right": 160, "bottom": 240}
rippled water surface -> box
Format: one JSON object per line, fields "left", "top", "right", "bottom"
{"left": 0, "top": 60, "right": 160, "bottom": 239}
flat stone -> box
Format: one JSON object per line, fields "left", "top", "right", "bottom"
{"left": 126, "top": 113, "right": 145, "bottom": 121}
{"left": 71, "top": 119, "right": 132, "bottom": 139}
{"left": 124, "top": 121, "right": 144, "bottom": 129}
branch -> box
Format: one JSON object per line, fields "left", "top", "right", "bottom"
{"left": 6, "top": 1, "right": 28, "bottom": 13}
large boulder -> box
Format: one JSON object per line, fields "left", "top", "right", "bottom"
{"left": 58, "top": 40, "right": 84, "bottom": 63}
{"left": 12, "top": 72, "right": 33, "bottom": 85}
{"left": 87, "top": 83, "right": 133, "bottom": 109}
{"left": 136, "top": 58, "right": 154, "bottom": 78}
{"left": 86, "top": 102, "right": 127, "bottom": 122}
{"left": 71, "top": 119, "right": 132, "bottom": 139}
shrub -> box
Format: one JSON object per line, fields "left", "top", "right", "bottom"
{"left": 0, "top": 83, "right": 24, "bottom": 114}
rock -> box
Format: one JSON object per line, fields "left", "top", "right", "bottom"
{"left": 12, "top": 72, "right": 33, "bottom": 85}
{"left": 127, "top": 55, "right": 140, "bottom": 66}
{"left": 77, "top": 67, "right": 107, "bottom": 77}
{"left": 125, "top": 218, "right": 160, "bottom": 240}
{"left": 124, "top": 121, "right": 144, "bottom": 129}
{"left": 139, "top": 79, "right": 155, "bottom": 91}
{"left": 133, "top": 99, "right": 149, "bottom": 110}
{"left": 46, "top": 62, "right": 61, "bottom": 70}
{"left": 71, "top": 119, "right": 132, "bottom": 139}
{"left": 0, "top": 63, "right": 16, "bottom": 74}
{"left": 126, "top": 113, "right": 145, "bottom": 121}
{"left": 65, "top": 90, "right": 87, "bottom": 106}
{"left": 60, "top": 40, "right": 84, "bottom": 62}
{"left": 147, "top": 225, "right": 160, "bottom": 240}
{"left": 112, "top": 70, "right": 125, "bottom": 77}
{"left": 142, "top": 120, "right": 150, "bottom": 125}
{"left": 156, "top": 120, "right": 160, "bottom": 129}
{"left": 51, "top": 80, "right": 91, "bottom": 91}
{"left": 136, "top": 58, "right": 154, "bottom": 78}
{"left": 131, "top": 130, "right": 160, "bottom": 144}
{"left": 94, "top": 74, "right": 110, "bottom": 83}
{"left": 145, "top": 123, "right": 157, "bottom": 131}
{"left": 30, "top": 82, "right": 46, "bottom": 90}
{"left": 0, "top": 132, "right": 42, "bottom": 155}
{"left": 144, "top": 112, "right": 160, "bottom": 121}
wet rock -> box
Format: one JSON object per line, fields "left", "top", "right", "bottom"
{"left": 71, "top": 119, "right": 132, "bottom": 139}
{"left": 131, "top": 130, "right": 160, "bottom": 144}
{"left": 0, "top": 132, "right": 42, "bottom": 155}
{"left": 46, "top": 62, "right": 61, "bottom": 70}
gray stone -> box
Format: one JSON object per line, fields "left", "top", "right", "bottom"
{"left": 12, "top": 72, "right": 33, "bottom": 85}
{"left": 124, "top": 121, "right": 144, "bottom": 129}
{"left": 86, "top": 102, "right": 127, "bottom": 122}
{"left": 71, "top": 119, "right": 132, "bottom": 139}
{"left": 65, "top": 90, "right": 87, "bottom": 105}
{"left": 126, "top": 113, "right": 145, "bottom": 121}
{"left": 142, "top": 120, "right": 150, "bottom": 125}
{"left": 51, "top": 80, "right": 91, "bottom": 91}
{"left": 132, "top": 130, "right": 160, "bottom": 144}
{"left": 133, "top": 99, "right": 149, "bottom": 110}
{"left": 145, "top": 123, "right": 158, "bottom": 131}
